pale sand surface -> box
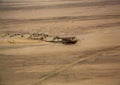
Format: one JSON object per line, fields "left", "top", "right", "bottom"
{"left": 0, "top": 0, "right": 120, "bottom": 85}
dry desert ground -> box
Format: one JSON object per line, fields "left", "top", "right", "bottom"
{"left": 0, "top": 0, "right": 120, "bottom": 85}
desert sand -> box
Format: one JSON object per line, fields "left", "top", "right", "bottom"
{"left": 0, "top": 0, "right": 120, "bottom": 85}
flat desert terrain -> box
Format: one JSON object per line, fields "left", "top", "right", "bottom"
{"left": 0, "top": 0, "right": 120, "bottom": 85}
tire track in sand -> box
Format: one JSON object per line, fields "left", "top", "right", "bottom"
{"left": 30, "top": 45, "right": 120, "bottom": 85}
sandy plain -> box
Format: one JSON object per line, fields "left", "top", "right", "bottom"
{"left": 0, "top": 0, "right": 120, "bottom": 85}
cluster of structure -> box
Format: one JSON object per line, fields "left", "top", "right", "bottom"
{"left": 28, "top": 33, "right": 78, "bottom": 44}
{"left": 3, "top": 33, "right": 79, "bottom": 44}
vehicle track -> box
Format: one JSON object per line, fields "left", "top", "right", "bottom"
{"left": 29, "top": 45, "right": 120, "bottom": 85}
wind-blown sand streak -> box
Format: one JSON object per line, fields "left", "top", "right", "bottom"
{"left": 1, "top": 15, "right": 120, "bottom": 23}
{"left": 0, "top": 0, "right": 120, "bottom": 11}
